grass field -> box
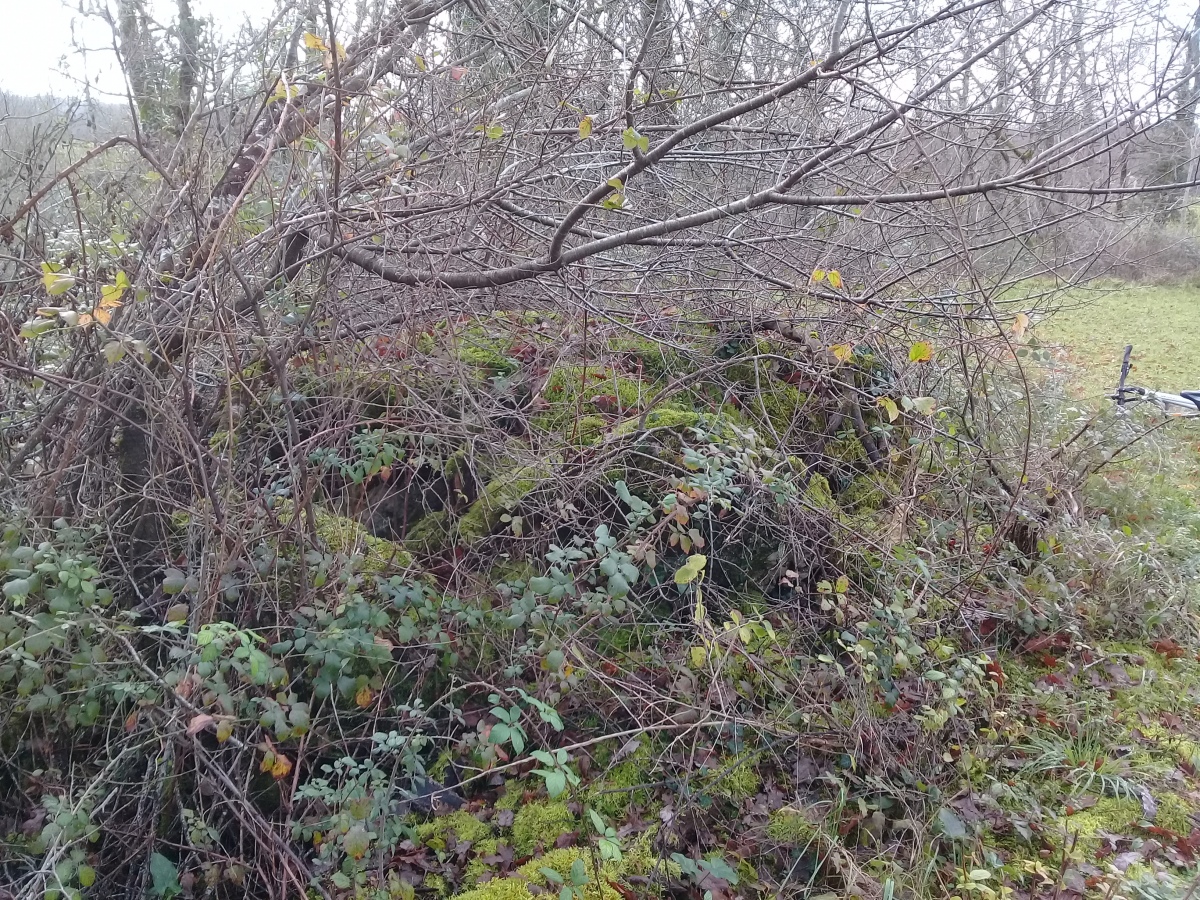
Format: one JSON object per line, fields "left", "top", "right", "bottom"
{"left": 1037, "top": 283, "right": 1200, "bottom": 400}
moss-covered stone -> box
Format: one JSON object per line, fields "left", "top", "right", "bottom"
{"left": 510, "top": 801, "right": 576, "bottom": 854}
{"left": 276, "top": 500, "right": 414, "bottom": 573}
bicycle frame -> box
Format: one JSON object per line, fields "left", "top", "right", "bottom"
{"left": 1111, "top": 344, "right": 1200, "bottom": 417}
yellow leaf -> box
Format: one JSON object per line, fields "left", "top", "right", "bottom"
{"left": 827, "top": 270, "right": 843, "bottom": 290}
{"left": 77, "top": 313, "right": 94, "bottom": 327}
{"left": 1012, "top": 312, "right": 1030, "bottom": 338}
{"left": 100, "top": 284, "right": 125, "bottom": 308}
{"left": 355, "top": 686, "right": 373, "bottom": 708}
{"left": 908, "top": 341, "right": 933, "bottom": 363}
{"left": 831, "top": 343, "right": 853, "bottom": 363}
{"left": 414, "top": 54, "right": 427, "bottom": 72}
{"left": 690, "top": 645, "right": 707, "bottom": 668}
{"left": 675, "top": 554, "right": 707, "bottom": 585}
{"left": 92, "top": 307, "right": 113, "bottom": 326}
{"left": 270, "top": 753, "right": 293, "bottom": 779}
{"left": 216, "top": 720, "right": 234, "bottom": 743}
{"left": 877, "top": 396, "right": 900, "bottom": 422}
{"left": 579, "top": 115, "right": 593, "bottom": 139}
{"left": 811, "top": 269, "right": 827, "bottom": 283}
{"left": 303, "top": 32, "right": 328, "bottom": 52}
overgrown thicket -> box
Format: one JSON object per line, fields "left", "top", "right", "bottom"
{"left": 6, "top": 1, "right": 1200, "bottom": 899}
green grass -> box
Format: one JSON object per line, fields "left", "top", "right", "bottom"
{"left": 1037, "top": 283, "right": 1200, "bottom": 400}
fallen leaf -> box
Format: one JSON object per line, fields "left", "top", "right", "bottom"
{"left": 187, "top": 714, "right": 215, "bottom": 736}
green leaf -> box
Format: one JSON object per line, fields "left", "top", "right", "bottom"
{"left": 545, "top": 770, "right": 567, "bottom": 798}
{"left": 877, "top": 397, "right": 899, "bottom": 423}
{"left": 936, "top": 807, "right": 968, "bottom": 840}
{"left": 607, "top": 573, "right": 630, "bottom": 599}
{"left": 77, "top": 865, "right": 96, "bottom": 887}
{"left": 149, "top": 852, "right": 181, "bottom": 899}
{"left": 540, "top": 868, "right": 565, "bottom": 885}
{"left": 102, "top": 341, "right": 126, "bottom": 364}
{"left": 588, "top": 808, "right": 606, "bottom": 832}
{"left": 41, "top": 263, "right": 75, "bottom": 296}
{"left": 578, "top": 116, "right": 593, "bottom": 139}
{"left": 3, "top": 578, "right": 31, "bottom": 599}
{"left": 162, "top": 569, "right": 187, "bottom": 595}
{"left": 606, "top": 177, "right": 623, "bottom": 190}
{"left": 637, "top": 134, "right": 649, "bottom": 152}
{"left": 20, "top": 317, "right": 56, "bottom": 339}
{"left": 908, "top": 396, "right": 937, "bottom": 416}
{"left": 622, "top": 127, "right": 645, "bottom": 151}
{"left": 570, "top": 858, "right": 588, "bottom": 885}
{"left": 485, "top": 123, "right": 504, "bottom": 140}
{"left": 601, "top": 193, "right": 625, "bottom": 210}
{"left": 674, "top": 554, "right": 707, "bottom": 585}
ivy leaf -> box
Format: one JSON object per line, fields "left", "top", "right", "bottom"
{"left": 674, "top": 554, "right": 707, "bottom": 585}
{"left": 579, "top": 115, "right": 593, "bottom": 139}
{"left": 908, "top": 341, "right": 933, "bottom": 363}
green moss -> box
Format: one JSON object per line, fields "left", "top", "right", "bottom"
{"left": 456, "top": 467, "right": 544, "bottom": 543}
{"left": 588, "top": 743, "right": 655, "bottom": 816}
{"left": 1059, "top": 798, "right": 1142, "bottom": 859}
{"left": 612, "top": 406, "right": 700, "bottom": 437}
{"left": 804, "top": 473, "right": 836, "bottom": 510}
{"left": 840, "top": 473, "right": 898, "bottom": 513}
{"left": 767, "top": 808, "right": 822, "bottom": 846}
{"left": 609, "top": 334, "right": 684, "bottom": 378}
{"left": 464, "top": 837, "right": 503, "bottom": 882}
{"left": 495, "top": 780, "right": 527, "bottom": 811}
{"left": 406, "top": 511, "right": 451, "bottom": 555}
{"left": 516, "top": 849, "right": 622, "bottom": 900}
{"left": 415, "top": 811, "right": 493, "bottom": 850}
{"left": 276, "top": 500, "right": 414, "bottom": 572}
{"left": 1154, "top": 794, "right": 1196, "bottom": 834}
{"left": 425, "top": 874, "right": 450, "bottom": 896}
{"left": 746, "top": 383, "right": 806, "bottom": 434}
{"left": 310, "top": 505, "right": 414, "bottom": 573}
{"left": 707, "top": 755, "right": 760, "bottom": 801}
{"left": 450, "top": 877, "right": 534, "bottom": 900}
{"left": 510, "top": 801, "right": 577, "bottom": 854}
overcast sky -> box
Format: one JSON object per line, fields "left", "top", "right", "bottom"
{"left": 0, "top": 0, "right": 273, "bottom": 99}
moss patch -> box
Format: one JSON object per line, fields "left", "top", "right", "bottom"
{"left": 415, "top": 810, "right": 493, "bottom": 850}
{"left": 510, "top": 801, "right": 577, "bottom": 855}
